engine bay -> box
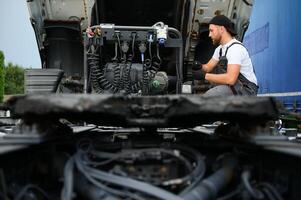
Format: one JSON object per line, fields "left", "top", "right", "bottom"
{"left": 1, "top": 124, "right": 300, "bottom": 200}
{"left": 1, "top": 94, "right": 301, "bottom": 200}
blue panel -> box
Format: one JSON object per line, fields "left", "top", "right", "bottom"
{"left": 244, "top": 23, "right": 269, "bottom": 56}
{"left": 243, "top": 0, "right": 301, "bottom": 112}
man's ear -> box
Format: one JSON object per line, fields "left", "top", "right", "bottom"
{"left": 220, "top": 26, "right": 225, "bottom": 33}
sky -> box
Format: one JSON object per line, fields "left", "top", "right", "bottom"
{"left": 0, "top": 1, "right": 41, "bottom": 68}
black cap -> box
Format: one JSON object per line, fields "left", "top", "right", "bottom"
{"left": 209, "top": 15, "right": 237, "bottom": 36}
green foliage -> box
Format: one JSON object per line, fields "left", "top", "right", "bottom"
{"left": 0, "top": 51, "right": 4, "bottom": 102}
{"left": 4, "top": 63, "right": 25, "bottom": 95}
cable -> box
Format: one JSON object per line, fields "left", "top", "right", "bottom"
{"left": 156, "top": 43, "right": 162, "bottom": 64}
{"left": 0, "top": 169, "right": 8, "bottom": 200}
{"left": 75, "top": 143, "right": 145, "bottom": 200}
{"left": 75, "top": 152, "right": 148, "bottom": 200}
{"left": 88, "top": 46, "right": 118, "bottom": 93}
{"left": 149, "top": 41, "right": 152, "bottom": 61}
{"left": 132, "top": 33, "right": 137, "bottom": 59}
{"left": 153, "top": 22, "right": 165, "bottom": 28}
{"left": 132, "top": 81, "right": 142, "bottom": 93}
{"left": 242, "top": 0, "right": 253, "bottom": 6}
{"left": 142, "top": 61, "right": 149, "bottom": 94}
{"left": 15, "top": 184, "right": 50, "bottom": 200}
{"left": 113, "top": 62, "right": 121, "bottom": 90}
{"left": 89, "top": 146, "right": 205, "bottom": 190}
{"left": 262, "top": 188, "right": 277, "bottom": 200}
{"left": 217, "top": 187, "right": 241, "bottom": 200}
{"left": 112, "top": 42, "right": 118, "bottom": 61}
{"left": 116, "top": 33, "right": 122, "bottom": 59}
{"left": 177, "top": 49, "right": 182, "bottom": 93}
{"left": 73, "top": 144, "right": 206, "bottom": 200}
{"left": 241, "top": 171, "right": 264, "bottom": 199}
{"left": 178, "top": 145, "right": 206, "bottom": 195}
{"left": 85, "top": 165, "right": 183, "bottom": 200}
{"left": 90, "top": 148, "right": 193, "bottom": 172}
{"left": 88, "top": 46, "right": 104, "bottom": 93}
{"left": 125, "top": 61, "right": 133, "bottom": 94}
{"left": 61, "top": 157, "right": 75, "bottom": 200}
{"left": 258, "top": 182, "right": 284, "bottom": 200}
{"left": 166, "top": 145, "right": 205, "bottom": 187}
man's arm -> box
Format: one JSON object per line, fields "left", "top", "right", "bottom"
{"left": 205, "top": 64, "right": 240, "bottom": 85}
{"left": 202, "top": 58, "right": 219, "bottom": 73}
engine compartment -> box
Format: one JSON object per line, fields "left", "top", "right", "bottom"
{"left": 1, "top": 94, "right": 301, "bottom": 200}
{"left": 1, "top": 127, "right": 300, "bottom": 200}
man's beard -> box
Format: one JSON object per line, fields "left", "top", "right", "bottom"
{"left": 212, "top": 36, "right": 221, "bottom": 45}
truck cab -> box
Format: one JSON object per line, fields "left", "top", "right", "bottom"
{"left": 26, "top": 0, "right": 253, "bottom": 94}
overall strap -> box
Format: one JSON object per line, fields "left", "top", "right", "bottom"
{"left": 219, "top": 42, "right": 244, "bottom": 58}
{"left": 224, "top": 42, "right": 244, "bottom": 56}
{"left": 223, "top": 42, "right": 256, "bottom": 75}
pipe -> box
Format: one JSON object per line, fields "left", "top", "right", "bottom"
{"left": 181, "top": 155, "right": 238, "bottom": 200}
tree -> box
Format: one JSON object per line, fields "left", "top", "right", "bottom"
{"left": 0, "top": 51, "right": 4, "bottom": 102}
{"left": 4, "top": 63, "right": 25, "bottom": 95}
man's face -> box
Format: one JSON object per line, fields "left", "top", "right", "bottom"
{"left": 209, "top": 24, "right": 222, "bottom": 45}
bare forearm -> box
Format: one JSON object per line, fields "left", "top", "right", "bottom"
{"left": 202, "top": 64, "right": 210, "bottom": 73}
{"left": 202, "top": 59, "right": 218, "bottom": 73}
{"left": 205, "top": 73, "right": 236, "bottom": 85}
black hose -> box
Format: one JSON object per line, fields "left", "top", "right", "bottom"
{"left": 217, "top": 186, "right": 241, "bottom": 200}
{"left": 142, "top": 61, "right": 149, "bottom": 94}
{"left": 113, "top": 62, "right": 121, "bottom": 90}
{"left": 61, "top": 157, "right": 75, "bottom": 200}
{"left": 83, "top": 146, "right": 204, "bottom": 198}
{"left": 170, "top": 145, "right": 205, "bottom": 189}
{"left": 149, "top": 41, "right": 152, "bottom": 61}
{"left": 242, "top": 0, "right": 253, "bottom": 6}
{"left": 181, "top": 155, "right": 238, "bottom": 200}
{"left": 258, "top": 182, "right": 284, "bottom": 200}
{"left": 112, "top": 42, "right": 118, "bottom": 61}
{"left": 156, "top": 43, "right": 162, "bottom": 64}
{"left": 132, "top": 33, "right": 136, "bottom": 59}
{"left": 131, "top": 81, "right": 142, "bottom": 93}
{"left": 88, "top": 49, "right": 118, "bottom": 93}
{"left": 149, "top": 58, "right": 161, "bottom": 79}
{"left": 75, "top": 145, "right": 206, "bottom": 200}
{"left": 262, "top": 187, "right": 277, "bottom": 200}
{"left": 90, "top": 148, "right": 193, "bottom": 174}
{"left": 88, "top": 50, "right": 102, "bottom": 93}
{"left": 118, "top": 62, "right": 126, "bottom": 91}
{"left": 75, "top": 152, "right": 145, "bottom": 200}
{"left": 124, "top": 62, "right": 133, "bottom": 94}
{"left": 86, "top": 165, "right": 183, "bottom": 200}
{"left": 76, "top": 152, "right": 171, "bottom": 200}
{"left": 15, "top": 184, "right": 50, "bottom": 200}
{"left": 116, "top": 33, "right": 122, "bottom": 59}
{"left": 241, "top": 171, "right": 264, "bottom": 199}
{"left": 127, "top": 60, "right": 134, "bottom": 92}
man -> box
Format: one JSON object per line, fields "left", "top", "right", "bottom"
{"left": 193, "top": 15, "right": 258, "bottom": 96}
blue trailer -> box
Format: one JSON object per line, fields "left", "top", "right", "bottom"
{"left": 244, "top": 0, "right": 301, "bottom": 112}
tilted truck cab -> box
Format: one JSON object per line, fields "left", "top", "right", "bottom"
{"left": 26, "top": 0, "right": 253, "bottom": 94}
{"left": 1, "top": 1, "right": 301, "bottom": 200}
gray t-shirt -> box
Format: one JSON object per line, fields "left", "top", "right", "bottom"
{"left": 212, "top": 39, "right": 258, "bottom": 85}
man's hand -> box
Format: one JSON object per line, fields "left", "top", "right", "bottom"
{"left": 192, "top": 69, "right": 206, "bottom": 80}
{"left": 192, "top": 61, "right": 206, "bottom": 80}
{"left": 192, "top": 61, "right": 202, "bottom": 70}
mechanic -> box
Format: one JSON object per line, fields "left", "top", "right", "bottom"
{"left": 193, "top": 15, "right": 258, "bottom": 96}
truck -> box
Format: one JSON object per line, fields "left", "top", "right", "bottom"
{"left": 0, "top": 0, "right": 301, "bottom": 199}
